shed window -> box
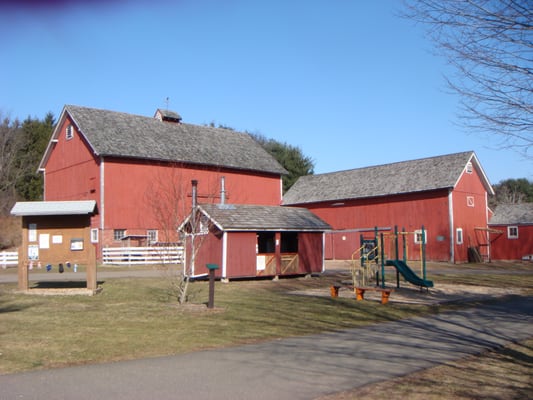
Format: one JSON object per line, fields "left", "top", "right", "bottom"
{"left": 114, "top": 229, "right": 126, "bottom": 241}
{"left": 257, "top": 232, "right": 275, "bottom": 253}
{"left": 467, "top": 196, "right": 475, "bottom": 207}
{"left": 507, "top": 226, "right": 518, "bottom": 239}
{"left": 281, "top": 232, "right": 298, "bottom": 253}
{"left": 456, "top": 228, "right": 463, "bottom": 245}
{"left": 66, "top": 124, "right": 74, "bottom": 140}
{"left": 466, "top": 162, "right": 473, "bottom": 174}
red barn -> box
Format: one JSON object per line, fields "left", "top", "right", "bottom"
{"left": 283, "top": 151, "right": 494, "bottom": 263}
{"left": 489, "top": 203, "right": 533, "bottom": 261}
{"left": 179, "top": 202, "right": 330, "bottom": 279}
{"left": 38, "top": 105, "right": 287, "bottom": 260}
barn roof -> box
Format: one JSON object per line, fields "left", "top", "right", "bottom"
{"left": 40, "top": 105, "right": 287, "bottom": 175}
{"left": 190, "top": 203, "right": 331, "bottom": 232}
{"left": 11, "top": 200, "right": 97, "bottom": 216}
{"left": 282, "top": 151, "right": 494, "bottom": 205}
{"left": 489, "top": 203, "right": 533, "bottom": 225}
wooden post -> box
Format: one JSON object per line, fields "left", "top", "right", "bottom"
{"left": 18, "top": 220, "right": 28, "bottom": 291}
{"left": 206, "top": 264, "right": 219, "bottom": 308}
{"left": 86, "top": 225, "right": 98, "bottom": 292}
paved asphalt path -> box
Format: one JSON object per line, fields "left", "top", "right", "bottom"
{"left": 1, "top": 295, "right": 531, "bottom": 400}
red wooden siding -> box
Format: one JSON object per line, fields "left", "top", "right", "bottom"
{"left": 191, "top": 231, "right": 224, "bottom": 277}
{"left": 452, "top": 168, "right": 491, "bottom": 262}
{"left": 307, "top": 190, "right": 452, "bottom": 262}
{"left": 44, "top": 116, "right": 100, "bottom": 204}
{"left": 298, "top": 233, "right": 324, "bottom": 274}
{"left": 225, "top": 232, "right": 258, "bottom": 277}
{"left": 42, "top": 115, "right": 283, "bottom": 256}
{"left": 490, "top": 225, "right": 533, "bottom": 261}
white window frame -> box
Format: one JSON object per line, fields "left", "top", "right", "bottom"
{"left": 147, "top": 229, "right": 158, "bottom": 244}
{"left": 113, "top": 229, "right": 126, "bottom": 241}
{"left": 456, "top": 228, "right": 463, "bottom": 245}
{"left": 414, "top": 229, "right": 427, "bottom": 244}
{"left": 466, "top": 162, "right": 473, "bottom": 174}
{"left": 507, "top": 226, "right": 519, "bottom": 239}
{"left": 91, "top": 228, "right": 99, "bottom": 243}
{"left": 66, "top": 124, "right": 74, "bottom": 140}
{"left": 467, "top": 196, "right": 475, "bottom": 207}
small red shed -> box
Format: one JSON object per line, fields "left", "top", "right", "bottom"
{"left": 179, "top": 203, "right": 331, "bottom": 280}
{"left": 489, "top": 203, "right": 533, "bottom": 261}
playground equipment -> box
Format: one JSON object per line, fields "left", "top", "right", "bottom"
{"left": 350, "top": 228, "right": 380, "bottom": 287}
{"left": 351, "top": 226, "right": 433, "bottom": 289}
{"left": 381, "top": 226, "right": 433, "bottom": 289}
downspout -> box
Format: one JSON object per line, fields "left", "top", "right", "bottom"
{"left": 448, "top": 189, "right": 454, "bottom": 263}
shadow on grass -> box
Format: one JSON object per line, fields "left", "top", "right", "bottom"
{"left": 30, "top": 280, "right": 105, "bottom": 289}
{"left": 0, "top": 298, "right": 36, "bottom": 314}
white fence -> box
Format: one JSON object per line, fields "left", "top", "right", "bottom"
{"left": 102, "top": 246, "right": 184, "bottom": 266}
{"left": 1, "top": 251, "right": 18, "bottom": 268}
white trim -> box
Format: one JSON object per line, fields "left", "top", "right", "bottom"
{"left": 448, "top": 190, "right": 454, "bottom": 262}
{"left": 100, "top": 157, "right": 105, "bottom": 234}
{"left": 456, "top": 228, "right": 463, "bottom": 245}
{"left": 507, "top": 226, "right": 519, "bottom": 239}
{"left": 91, "top": 228, "right": 99, "bottom": 243}
{"left": 322, "top": 232, "right": 326, "bottom": 273}
{"left": 222, "top": 231, "right": 228, "bottom": 278}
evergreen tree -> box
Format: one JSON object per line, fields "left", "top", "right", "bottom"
{"left": 14, "top": 113, "right": 55, "bottom": 201}
{"left": 250, "top": 133, "right": 314, "bottom": 193}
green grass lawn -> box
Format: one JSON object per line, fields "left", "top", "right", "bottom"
{"left": 0, "top": 262, "right": 531, "bottom": 375}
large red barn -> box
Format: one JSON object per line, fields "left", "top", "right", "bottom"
{"left": 283, "top": 152, "right": 494, "bottom": 263}
{"left": 38, "top": 105, "right": 287, "bottom": 260}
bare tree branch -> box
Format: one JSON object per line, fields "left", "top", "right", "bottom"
{"left": 402, "top": 0, "right": 533, "bottom": 157}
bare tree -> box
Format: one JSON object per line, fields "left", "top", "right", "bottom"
{"left": 144, "top": 167, "right": 219, "bottom": 304}
{"left": 402, "top": 0, "right": 532, "bottom": 156}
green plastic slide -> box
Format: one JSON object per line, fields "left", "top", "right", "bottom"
{"left": 385, "top": 259, "right": 434, "bottom": 288}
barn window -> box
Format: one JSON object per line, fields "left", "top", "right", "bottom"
{"left": 281, "top": 232, "right": 298, "bottom": 253}
{"left": 467, "top": 196, "right": 475, "bottom": 207}
{"left": 507, "top": 226, "right": 518, "bottom": 239}
{"left": 456, "top": 228, "right": 463, "bottom": 245}
{"left": 66, "top": 124, "right": 74, "bottom": 140}
{"left": 114, "top": 229, "right": 126, "bottom": 241}
{"left": 91, "top": 228, "right": 99, "bottom": 243}
{"left": 466, "top": 162, "right": 473, "bottom": 174}
{"left": 414, "top": 229, "right": 427, "bottom": 244}
{"left": 257, "top": 232, "right": 275, "bottom": 253}
{"left": 147, "top": 229, "right": 158, "bottom": 244}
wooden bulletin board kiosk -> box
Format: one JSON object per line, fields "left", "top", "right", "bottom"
{"left": 11, "top": 200, "right": 98, "bottom": 294}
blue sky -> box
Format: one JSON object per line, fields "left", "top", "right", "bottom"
{"left": 1, "top": 0, "right": 530, "bottom": 184}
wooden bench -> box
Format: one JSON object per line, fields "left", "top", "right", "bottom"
{"left": 355, "top": 287, "right": 394, "bottom": 305}
{"left": 329, "top": 284, "right": 353, "bottom": 298}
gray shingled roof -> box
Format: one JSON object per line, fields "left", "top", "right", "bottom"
{"left": 197, "top": 203, "right": 331, "bottom": 231}
{"left": 11, "top": 200, "right": 97, "bottom": 216}
{"left": 283, "top": 151, "right": 493, "bottom": 205}
{"left": 489, "top": 203, "right": 533, "bottom": 225}
{"left": 51, "top": 105, "right": 287, "bottom": 175}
